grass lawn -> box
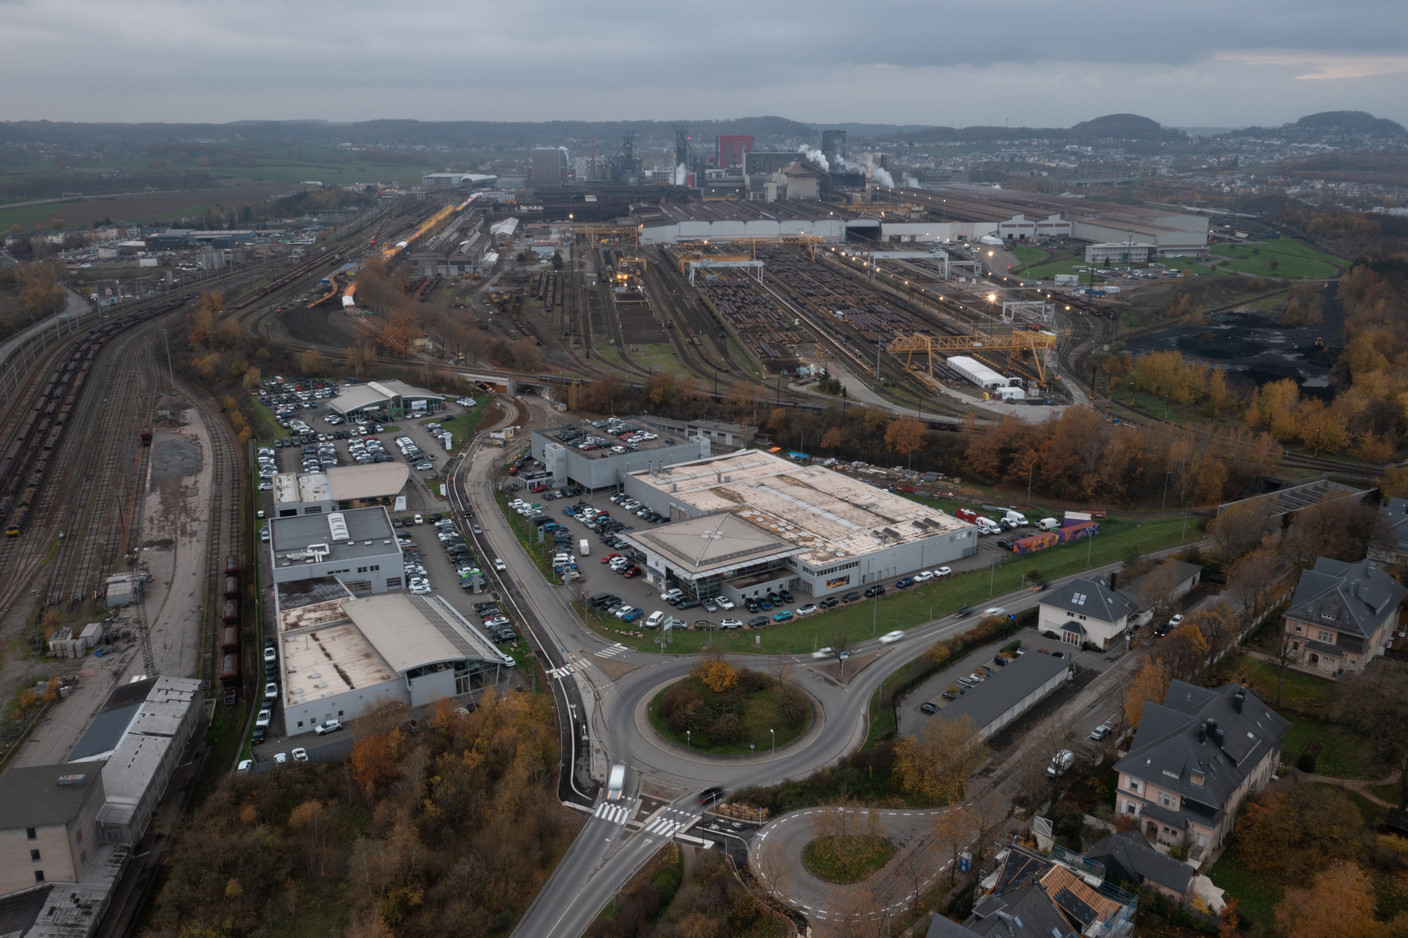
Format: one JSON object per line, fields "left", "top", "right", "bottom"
{"left": 626, "top": 342, "right": 688, "bottom": 375}
{"left": 1208, "top": 239, "right": 1343, "bottom": 279}
{"left": 802, "top": 835, "right": 896, "bottom": 884}
{"left": 1280, "top": 716, "right": 1380, "bottom": 779}
{"left": 1208, "top": 850, "right": 1280, "bottom": 928}
{"left": 588, "top": 515, "right": 1190, "bottom": 655}
{"left": 1013, "top": 249, "right": 1089, "bottom": 281}
{"left": 1233, "top": 654, "right": 1338, "bottom": 713}
{"left": 421, "top": 397, "right": 488, "bottom": 449}
{"left": 647, "top": 671, "right": 811, "bottom": 754}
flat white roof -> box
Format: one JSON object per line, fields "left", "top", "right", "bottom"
{"left": 329, "top": 379, "right": 444, "bottom": 415}
{"left": 630, "top": 449, "right": 968, "bottom": 568}
{"left": 328, "top": 463, "right": 410, "bottom": 501}
{"left": 277, "top": 593, "right": 505, "bottom": 708}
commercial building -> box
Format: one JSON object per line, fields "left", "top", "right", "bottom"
{"left": 268, "top": 507, "right": 403, "bottom": 594}
{"left": 271, "top": 464, "right": 411, "bottom": 517}
{"left": 621, "top": 449, "right": 977, "bottom": 600}
{"left": 327, "top": 379, "right": 444, "bottom": 421}
{"left": 1282, "top": 556, "right": 1404, "bottom": 677}
{"left": 272, "top": 590, "right": 513, "bottom": 736}
{"left": 531, "top": 147, "right": 570, "bottom": 187}
{"left": 1114, "top": 682, "right": 1286, "bottom": 858}
{"left": 530, "top": 424, "right": 712, "bottom": 492}
{"left": 421, "top": 172, "right": 498, "bottom": 189}
{"left": 1085, "top": 242, "right": 1158, "bottom": 264}
{"left": 930, "top": 650, "right": 1069, "bottom": 740}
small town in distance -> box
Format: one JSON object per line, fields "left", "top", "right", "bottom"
{"left": 0, "top": 101, "right": 1406, "bottom": 938}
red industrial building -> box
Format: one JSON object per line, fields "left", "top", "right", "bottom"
{"left": 715, "top": 135, "right": 753, "bottom": 169}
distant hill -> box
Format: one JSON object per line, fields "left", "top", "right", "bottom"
{"left": 1293, "top": 110, "right": 1407, "bottom": 139}
{"left": 882, "top": 113, "right": 1184, "bottom": 145}
{"left": 1228, "top": 110, "right": 1407, "bottom": 141}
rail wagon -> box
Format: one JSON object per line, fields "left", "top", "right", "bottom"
{"left": 220, "top": 625, "right": 239, "bottom": 652}
{"left": 223, "top": 575, "right": 240, "bottom": 598}
{"left": 219, "top": 653, "right": 239, "bottom": 685}
{"left": 222, "top": 598, "right": 240, "bottom": 624}
{"left": 225, "top": 554, "right": 240, "bottom": 576}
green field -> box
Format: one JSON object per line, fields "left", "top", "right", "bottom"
{"left": 1011, "top": 246, "right": 1090, "bottom": 281}
{"left": 1207, "top": 239, "right": 1343, "bottom": 278}
{"left": 587, "top": 515, "right": 1192, "bottom": 656}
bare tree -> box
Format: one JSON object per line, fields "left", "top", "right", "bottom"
{"left": 1227, "top": 548, "right": 1281, "bottom": 624}
{"left": 1136, "top": 558, "right": 1188, "bottom": 622}
{"left": 1206, "top": 500, "right": 1273, "bottom": 563}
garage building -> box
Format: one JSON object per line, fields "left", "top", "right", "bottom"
{"left": 328, "top": 379, "right": 445, "bottom": 422}
{"left": 268, "top": 507, "right": 403, "bottom": 595}
{"left": 273, "top": 590, "right": 512, "bottom": 736}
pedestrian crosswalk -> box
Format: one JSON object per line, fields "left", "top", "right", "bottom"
{"left": 547, "top": 664, "right": 575, "bottom": 680}
{"left": 595, "top": 643, "right": 628, "bottom": 660}
{"left": 643, "top": 807, "right": 696, "bottom": 840}
{"left": 594, "top": 801, "right": 632, "bottom": 826}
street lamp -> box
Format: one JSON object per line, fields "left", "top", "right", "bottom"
{"left": 770, "top": 728, "right": 775, "bottom": 762}
{"left": 686, "top": 729, "right": 691, "bottom": 750}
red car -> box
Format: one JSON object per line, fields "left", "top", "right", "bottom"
{"left": 623, "top": 566, "right": 641, "bottom": 578}
{"left": 508, "top": 467, "right": 518, "bottom": 475}
{"left": 530, "top": 484, "right": 548, "bottom": 493}
{"left": 601, "top": 553, "right": 621, "bottom": 564}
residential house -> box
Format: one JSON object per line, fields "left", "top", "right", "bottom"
{"left": 924, "top": 840, "right": 1136, "bottom": 938}
{"left": 1114, "top": 682, "right": 1287, "bottom": 861}
{"left": 1282, "top": 557, "right": 1405, "bottom": 677}
{"left": 1037, "top": 576, "right": 1139, "bottom": 651}
{"left": 1086, "top": 830, "right": 1194, "bottom": 902}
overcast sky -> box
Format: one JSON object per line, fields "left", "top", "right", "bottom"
{"left": 3, "top": 0, "right": 1406, "bottom": 130}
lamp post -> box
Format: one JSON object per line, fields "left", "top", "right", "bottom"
{"left": 686, "top": 729, "right": 691, "bottom": 750}
{"left": 770, "top": 728, "right": 775, "bottom": 763}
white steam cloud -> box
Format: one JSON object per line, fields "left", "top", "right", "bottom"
{"left": 797, "top": 145, "right": 830, "bottom": 172}
{"left": 872, "top": 166, "right": 896, "bottom": 188}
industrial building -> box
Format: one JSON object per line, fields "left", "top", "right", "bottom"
{"left": 530, "top": 424, "right": 712, "bottom": 492}
{"left": 421, "top": 172, "right": 498, "bottom": 189}
{"left": 883, "top": 183, "right": 1210, "bottom": 253}
{"left": 0, "top": 677, "right": 204, "bottom": 937}
{"left": 946, "top": 356, "right": 1021, "bottom": 392}
{"left": 620, "top": 449, "right": 977, "bottom": 600}
{"left": 267, "top": 507, "right": 403, "bottom": 594}
{"left": 715, "top": 135, "right": 753, "bottom": 169}
{"left": 271, "top": 463, "right": 411, "bottom": 517}
{"left": 327, "top": 379, "right": 444, "bottom": 421}
{"left": 821, "top": 130, "right": 847, "bottom": 166}
{"left": 272, "top": 589, "right": 513, "bottom": 736}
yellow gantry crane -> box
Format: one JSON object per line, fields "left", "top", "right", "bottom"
{"left": 886, "top": 330, "right": 1057, "bottom": 385}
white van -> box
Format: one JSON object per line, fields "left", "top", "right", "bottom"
{"left": 607, "top": 764, "right": 626, "bottom": 801}
{"left": 1002, "top": 510, "right": 1029, "bottom": 527}
{"left": 1038, "top": 517, "right": 1061, "bottom": 531}
{"left": 975, "top": 517, "right": 1001, "bottom": 535}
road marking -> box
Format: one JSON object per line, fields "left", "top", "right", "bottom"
{"left": 593, "top": 802, "right": 632, "bottom": 825}
{"left": 547, "top": 664, "right": 575, "bottom": 679}
{"left": 594, "top": 643, "right": 628, "bottom": 659}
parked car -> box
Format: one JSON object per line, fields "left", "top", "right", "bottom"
{"left": 933, "top": 566, "right": 952, "bottom": 578}
{"left": 1047, "top": 749, "right": 1075, "bottom": 776}
{"left": 315, "top": 719, "right": 343, "bottom": 735}
{"left": 819, "top": 597, "right": 839, "bottom": 609}
{"left": 719, "top": 617, "right": 743, "bottom": 630}
{"left": 772, "top": 610, "right": 793, "bottom": 622}
{"left": 747, "top": 616, "right": 770, "bottom": 628}
{"left": 1090, "top": 724, "right": 1112, "bottom": 742}
{"left": 292, "top": 748, "right": 310, "bottom": 764}
{"left": 895, "top": 577, "right": 915, "bottom": 589}
{"left": 842, "top": 591, "right": 862, "bottom": 603}
{"left": 796, "top": 603, "right": 818, "bottom": 616}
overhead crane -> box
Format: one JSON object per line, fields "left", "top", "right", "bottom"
{"left": 887, "top": 330, "right": 1057, "bottom": 385}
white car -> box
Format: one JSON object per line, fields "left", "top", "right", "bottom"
{"left": 933, "top": 567, "right": 952, "bottom": 578}
{"left": 646, "top": 610, "right": 665, "bottom": 628}
{"left": 879, "top": 630, "right": 905, "bottom": 644}
{"left": 255, "top": 709, "right": 272, "bottom": 728}
{"left": 715, "top": 597, "right": 735, "bottom": 610}
{"left": 1047, "top": 749, "right": 1075, "bottom": 777}
{"left": 981, "top": 607, "right": 1007, "bottom": 619}
{"left": 913, "top": 571, "right": 933, "bottom": 583}
{"left": 811, "top": 647, "right": 834, "bottom": 659}
{"left": 315, "top": 719, "right": 343, "bottom": 735}
{"left": 236, "top": 759, "right": 253, "bottom": 774}
{"left": 410, "top": 582, "right": 432, "bottom": 595}
{"left": 796, "top": 603, "right": 818, "bottom": 616}
{"left": 292, "top": 748, "right": 309, "bottom": 764}
{"left": 264, "top": 682, "right": 278, "bottom": 701}
{"left": 263, "top": 645, "right": 277, "bottom": 663}
{"left": 719, "top": 618, "right": 744, "bottom": 630}
{"left": 272, "top": 752, "right": 288, "bottom": 767}
{"left": 493, "top": 558, "right": 506, "bottom": 571}
{"left": 413, "top": 514, "right": 423, "bottom": 525}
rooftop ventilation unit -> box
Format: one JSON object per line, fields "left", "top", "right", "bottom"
{"left": 327, "top": 513, "right": 350, "bottom": 542}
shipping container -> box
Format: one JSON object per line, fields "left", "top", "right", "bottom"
{"left": 955, "top": 508, "right": 979, "bottom": 524}
{"left": 1011, "top": 531, "right": 1059, "bottom": 555}
{"left": 1054, "top": 520, "right": 1099, "bottom": 544}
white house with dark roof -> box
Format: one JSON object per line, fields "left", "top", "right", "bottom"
{"left": 1282, "top": 556, "right": 1405, "bottom": 677}
{"left": 1114, "top": 682, "right": 1287, "bottom": 861}
{"left": 1037, "top": 576, "right": 1139, "bottom": 650}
